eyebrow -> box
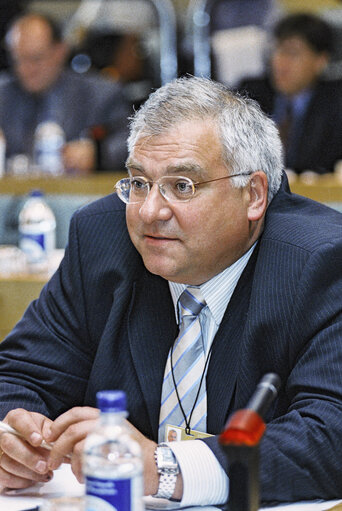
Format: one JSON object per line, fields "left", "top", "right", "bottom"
{"left": 125, "top": 161, "right": 206, "bottom": 178}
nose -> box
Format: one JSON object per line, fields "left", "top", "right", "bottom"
{"left": 138, "top": 183, "right": 173, "bottom": 223}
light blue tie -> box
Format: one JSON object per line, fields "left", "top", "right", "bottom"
{"left": 159, "top": 287, "right": 207, "bottom": 441}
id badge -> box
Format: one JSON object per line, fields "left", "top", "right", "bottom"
{"left": 165, "top": 424, "right": 213, "bottom": 442}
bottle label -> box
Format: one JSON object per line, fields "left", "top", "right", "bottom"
{"left": 19, "top": 232, "right": 46, "bottom": 263}
{"left": 86, "top": 476, "right": 139, "bottom": 511}
{"left": 34, "top": 121, "right": 65, "bottom": 175}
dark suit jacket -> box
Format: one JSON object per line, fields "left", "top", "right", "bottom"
{"left": 1, "top": 177, "right": 342, "bottom": 503}
{"left": 238, "top": 77, "right": 342, "bottom": 174}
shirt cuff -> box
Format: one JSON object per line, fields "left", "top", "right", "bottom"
{"left": 168, "top": 439, "right": 229, "bottom": 507}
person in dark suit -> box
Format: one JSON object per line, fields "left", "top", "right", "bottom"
{"left": 239, "top": 12, "right": 342, "bottom": 175}
{"left": 0, "top": 12, "right": 130, "bottom": 173}
{"left": 1, "top": 77, "right": 342, "bottom": 506}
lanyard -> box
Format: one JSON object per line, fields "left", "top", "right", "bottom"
{"left": 170, "top": 341, "right": 213, "bottom": 435}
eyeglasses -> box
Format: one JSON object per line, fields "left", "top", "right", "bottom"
{"left": 115, "top": 172, "right": 253, "bottom": 204}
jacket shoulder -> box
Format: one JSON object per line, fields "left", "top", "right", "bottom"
{"left": 75, "top": 192, "right": 125, "bottom": 218}
{"left": 263, "top": 187, "right": 342, "bottom": 252}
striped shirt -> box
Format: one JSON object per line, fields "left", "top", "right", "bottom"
{"left": 166, "top": 242, "right": 256, "bottom": 506}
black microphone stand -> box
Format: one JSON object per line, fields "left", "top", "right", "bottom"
{"left": 219, "top": 373, "right": 281, "bottom": 511}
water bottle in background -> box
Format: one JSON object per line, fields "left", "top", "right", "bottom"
{"left": 0, "top": 128, "right": 6, "bottom": 177}
{"left": 33, "top": 121, "right": 65, "bottom": 175}
{"left": 18, "top": 190, "right": 56, "bottom": 272}
{"left": 83, "top": 390, "right": 144, "bottom": 511}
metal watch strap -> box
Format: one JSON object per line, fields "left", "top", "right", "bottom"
{"left": 154, "top": 470, "right": 178, "bottom": 499}
{"left": 153, "top": 444, "right": 179, "bottom": 499}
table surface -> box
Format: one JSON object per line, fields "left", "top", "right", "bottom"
{"left": 0, "top": 173, "right": 126, "bottom": 196}
{"left": 1, "top": 172, "right": 342, "bottom": 203}
{"left": 1, "top": 463, "right": 341, "bottom": 511}
{"left": 0, "top": 272, "right": 48, "bottom": 341}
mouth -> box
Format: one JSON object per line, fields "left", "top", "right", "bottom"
{"left": 143, "top": 234, "right": 179, "bottom": 244}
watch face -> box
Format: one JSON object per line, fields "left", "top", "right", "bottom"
{"left": 157, "top": 446, "right": 179, "bottom": 472}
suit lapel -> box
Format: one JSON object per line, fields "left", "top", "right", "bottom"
{"left": 127, "top": 270, "right": 177, "bottom": 439}
{"left": 207, "top": 246, "right": 258, "bottom": 433}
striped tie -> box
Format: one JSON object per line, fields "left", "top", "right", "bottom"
{"left": 159, "top": 287, "right": 207, "bottom": 441}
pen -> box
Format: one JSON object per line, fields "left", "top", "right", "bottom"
{"left": 0, "top": 420, "right": 71, "bottom": 458}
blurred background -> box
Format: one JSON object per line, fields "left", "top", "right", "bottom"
{"left": 1, "top": 1, "right": 342, "bottom": 103}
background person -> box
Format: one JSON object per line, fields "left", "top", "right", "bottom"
{"left": 0, "top": 77, "right": 342, "bottom": 506}
{"left": 238, "top": 12, "right": 342, "bottom": 175}
{"left": 0, "top": 12, "right": 130, "bottom": 174}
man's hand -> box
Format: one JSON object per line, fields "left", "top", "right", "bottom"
{"left": 0, "top": 409, "right": 53, "bottom": 489}
{"left": 125, "top": 421, "right": 158, "bottom": 495}
{"left": 46, "top": 408, "right": 152, "bottom": 487}
{"left": 46, "top": 408, "right": 183, "bottom": 499}
{"left": 45, "top": 406, "right": 99, "bottom": 483}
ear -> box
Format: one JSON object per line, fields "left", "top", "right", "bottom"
{"left": 247, "top": 171, "right": 268, "bottom": 222}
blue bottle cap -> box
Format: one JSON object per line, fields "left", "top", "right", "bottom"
{"left": 29, "top": 189, "right": 43, "bottom": 197}
{"left": 96, "top": 390, "right": 127, "bottom": 413}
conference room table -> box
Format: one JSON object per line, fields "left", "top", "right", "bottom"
{"left": 2, "top": 171, "right": 342, "bottom": 201}
{"left": 1, "top": 171, "right": 342, "bottom": 341}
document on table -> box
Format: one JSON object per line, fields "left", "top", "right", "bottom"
{"left": 1, "top": 463, "right": 341, "bottom": 511}
{"left": 0, "top": 463, "right": 83, "bottom": 511}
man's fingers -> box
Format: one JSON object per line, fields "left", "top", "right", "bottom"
{"left": 46, "top": 407, "right": 99, "bottom": 442}
{"left": 4, "top": 409, "right": 46, "bottom": 446}
{"left": 48, "top": 419, "right": 97, "bottom": 471}
{"left": 0, "top": 433, "right": 50, "bottom": 475}
{"left": 0, "top": 466, "right": 35, "bottom": 490}
{"left": 70, "top": 442, "right": 85, "bottom": 484}
{"left": 0, "top": 452, "right": 53, "bottom": 486}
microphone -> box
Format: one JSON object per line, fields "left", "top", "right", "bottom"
{"left": 219, "top": 374, "right": 281, "bottom": 511}
{"left": 220, "top": 373, "right": 281, "bottom": 446}
{"left": 244, "top": 373, "right": 281, "bottom": 418}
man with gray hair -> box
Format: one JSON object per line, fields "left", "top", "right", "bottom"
{"left": 1, "top": 76, "right": 342, "bottom": 505}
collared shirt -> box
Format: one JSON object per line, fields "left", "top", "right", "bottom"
{"left": 169, "top": 242, "right": 257, "bottom": 355}
{"left": 165, "top": 242, "right": 257, "bottom": 507}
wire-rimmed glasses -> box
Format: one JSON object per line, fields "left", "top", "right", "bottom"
{"left": 115, "top": 172, "right": 253, "bottom": 204}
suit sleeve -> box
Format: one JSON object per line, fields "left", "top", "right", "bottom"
{"left": 202, "top": 239, "right": 342, "bottom": 503}
{"left": 0, "top": 213, "right": 94, "bottom": 420}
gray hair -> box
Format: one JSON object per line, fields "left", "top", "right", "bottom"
{"left": 128, "top": 76, "right": 284, "bottom": 202}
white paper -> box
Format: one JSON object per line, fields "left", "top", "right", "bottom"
{"left": 0, "top": 463, "right": 84, "bottom": 510}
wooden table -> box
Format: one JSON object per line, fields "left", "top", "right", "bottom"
{"left": 0, "top": 173, "right": 127, "bottom": 196}
{"left": 0, "top": 273, "right": 48, "bottom": 341}
{"left": 290, "top": 173, "right": 342, "bottom": 203}
{"left": 1, "top": 172, "right": 342, "bottom": 203}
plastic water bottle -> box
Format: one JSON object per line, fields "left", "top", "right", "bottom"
{"left": 33, "top": 121, "right": 65, "bottom": 175}
{"left": 18, "top": 190, "right": 56, "bottom": 272}
{"left": 83, "top": 390, "right": 144, "bottom": 511}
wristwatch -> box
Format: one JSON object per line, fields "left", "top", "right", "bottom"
{"left": 153, "top": 443, "right": 180, "bottom": 499}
